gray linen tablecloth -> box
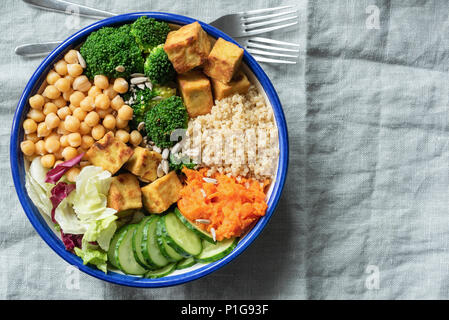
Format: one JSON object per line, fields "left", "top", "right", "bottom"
{"left": 1, "top": 0, "right": 449, "bottom": 299}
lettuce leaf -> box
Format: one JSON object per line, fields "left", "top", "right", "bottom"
{"left": 74, "top": 238, "right": 108, "bottom": 273}
{"left": 84, "top": 215, "right": 117, "bottom": 251}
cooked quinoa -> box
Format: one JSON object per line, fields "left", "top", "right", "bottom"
{"left": 183, "top": 86, "right": 279, "bottom": 181}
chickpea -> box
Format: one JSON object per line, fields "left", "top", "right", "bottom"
{"left": 69, "top": 91, "right": 85, "bottom": 107}
{"left": 45, "top": 112, "right": 60, "bottom": 130}
{"left": 26, "top": 133, "right": 40, "bottom": 143}
{"left": 41, "top": 154, "right": 56, "bottom": 168}
{"left": 81, "top": 135, "right": 95, "bottom": 149}
{"left": 103, "top": 85, "right": 118, "bottom": 99}
{"left": 29, "top": 94, "right": 45, "bottom": 110}
{"left": 69, "top": 104, "right": 77, "bottom": 113}
{"left": 66, "top": 167, "right": 81, "bottom": 183}
{"left": 64, "top": 115, "right": 80, "bottom": 133}
{"left": 43, "top": 85, "right": 61, "bottom": 100}
{"left": 62, "top": 146, "right": 78, "bottom": 160}
{"left": 117, "top": 105, "right": 133, "bottom": 121}
{"left": 65, "top": 75, "right": 74, "bottom": 86}
{"left": 20, "top": 140, "right": 35, "bottom": 156}
{"left": 84, "top": 111, "right": 100, "bottom": 127}
{"left": 115, "top": 117, "right": 128, "bottom": 129}
{"left": 73, "top": 108, "right": 87, "bottom": 121}
{"left": 43, "top": 102, "right": 58, "bottom": 115}
{"left": 46, "top": 70, "right": 61, "bottom": 85}
{"left": 88, "top": 85, "right": 102, "bottom": 98}
{"left": 129, "top": 130, "right": 143, "bottom": 146}
{"left": 97, "top": 108, "right": 112, "bottom": 119}
{"left": 60, "top": 135, "right": 69, "bottom": 148}
{"left": 94, "top": 75, "right": 109, "bottom": 90}
{"left": 80, "top": 160, "right": 90, "bottom": 168}
{"left": 67, "top": 132, "right": 82, "bottom": 147}
{"left": 79, "top": 122, "right": 91, "bottom": 135}
{"left": 62, "top": 88, "right": 74, "bottom": 101}
{"left": 28, "top": 109, "right": 45, "bottom": 122}
{"left": 115, "top": 129, "right": 130, "bottom": 143}
{"left": 67, "top": 63, "right": 84, "bottom": 77}
{"left": 36, "top": 122, "right": 51, "bottom": 138}
{"left": 23, "top": 119, "right": 37, "bottom": 134}
{"left": 102, "top": 114, "right": 116, "bottom": 130}
{"left": 52, "top": 97, "right": 66, "bottom": 109}
{"left": 57, "top": 106, "right": 71, "bottom": 120}
{"left": 113, "top": 78, "right": 129, "bottom": 94}
{"left": 64, "top": 50, "right": 79, "bottom": 64}
{"left": 95, "top": 93, "right": 110, "bottom": 110}
{"left": 72, "top": 75, "right": 91, "bottom": 92}
{"left": 110, "top": 95, "right": 124, "bottom": 111}
{"left": 35, "top": 140, "right": 47, "bottom": 156}
{"left": 54, "top": 60, "right": 68, "bottom": 76}
{"left": 44, "top": 136, "right": 61, "bottom": 153}
{"left": 54, "top": 77, "right": 71, "bottom": 93}
{"left": 91, "top": 124, "right": 106, "bottom": 140}
{"left": 54, "top": 160, "right": 64, "bottom": 167}
{"left": 57, "top": 121, "right": 69, "bottom": 135}
{"left": 80, "top": 96, "right": 95, "bottom": 112}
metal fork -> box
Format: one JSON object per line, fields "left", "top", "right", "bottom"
{"left": 17, "top": 0, "right": 299, "bottom": 64}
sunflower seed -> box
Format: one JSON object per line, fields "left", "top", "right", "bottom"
{"left": 153, "top": 146, "right": 161, "bottom": 154}
{"left": 130, "top": 77, "right": 148, "bottom": 84}
{"left": 199, "top": 189, "right": 206, "bottom": 198}
{"left": 210, "top": 228, "right": 216, "bottom": 242}
{"left": 137, "top": 84, "right": 145, "bottom": 90}
{"left": 152, "top": 96, "right": 163, "bottom": 101}
{"left": 162, "top": 148, "right": 169, "bottom": 160}
{"left": 203, "top": 177, "right": 218, "bottom": 184}
{"left": 171, "top": 142, "right": 182, "bottom": 154}
{"left": 195, "top": 218, "right": 210, "bottom": 224}
{"left": 137, "top": 122, "right": 145, "bottom": 131}
{"left": 161, "top": 159, "right": 169, "bottom": 174}
{"left": 157, "top": 163, "right": 164, "bottom": 177}
{"left": 130, "top": 73, "right": 145, "bottom": 78}
{"left": 115, "top": 65, "right": 125, "bottom": 72}
{"left": 145, "top": 82, "right": 152, "bottom": 89}
{"left": 148, "top": 140, "right": 155, "bottom": 146}
{"left": 76, "top": 51, "right": 86, "bottom": 68}
{"left": 146, "top": 144, "right": 153, "bottom": 151}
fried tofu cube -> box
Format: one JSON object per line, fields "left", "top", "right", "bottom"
{"left": 164, "top": 21, "right": 211, "bottom": 74}
{"left": 211, "top": 71, "right": 251, "bottom": 100}
{"left": 86, "top": 132, "right": 134, "bottom": 175}
{"left": 125, "top": 147, "right": 162, "bottom": 182}
{"left": 107, "top": 173, "right": 142, "bottom": 212}
{"left": 204, "top": 38, "right": 244, "bottom": 84}
{"left": 177, "top": 70, "right": 213, "bottom": 117}
{"left": 141, "top": 171, "right": 183, "bottom": 214}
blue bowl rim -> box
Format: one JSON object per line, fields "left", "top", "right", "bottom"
{"left": 10, "top": 12, "right": 289, "bottom": 288}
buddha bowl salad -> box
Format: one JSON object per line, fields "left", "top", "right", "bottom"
{"left": 20, "top": 17, "right": 279, "bottom": 278}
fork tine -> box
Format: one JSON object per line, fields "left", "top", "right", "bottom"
{"left": 248, "top": 37, "right": 300, "bottom": 47}
{"left": 244, "top": 21, "right": 298, "bottom": 36}
{"left": 244, "top": 15, "right": 298, "bottom": 30}
{"left": 243, "top": 5, "right": 294, "bottom": 16}
{"left": 247, "top": 48, "right": 298, "bottom": 58}
{"left": 243, "top": 10, "right": 297, "bottom": 23}
{"left": 246, "top": 42, "right": 300, "bottom": 53}
{"left": 252, "top": 55, "right": 297, "bottom": 64}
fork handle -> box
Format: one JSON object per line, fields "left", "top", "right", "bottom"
{"left": 23, "top": 0, "right": 116, "bottom": 19}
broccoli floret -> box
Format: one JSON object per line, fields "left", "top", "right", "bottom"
{"left": 145, "top": 96, "right": 188, "bottom": 148}
{"left": 80, "top": 24, "right": 144, "bottom": 79}
{"left": 130, "top": 16, "right": 170, "bottom": 53}
{"left": 144, "top": 44, "right": 175, "bottom": 85}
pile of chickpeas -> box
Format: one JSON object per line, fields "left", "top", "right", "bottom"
{"left": 20, "top": 49, "right": 143, "bottom": 181}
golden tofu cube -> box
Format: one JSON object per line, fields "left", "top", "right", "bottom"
{"left": 107, "top": 173, "right": 142, "bottom": 212}
{"left": 125, "top": 147, "right": 162, "bottom": 182}
{"left": 141, "top": 171, "right": 183, "bottom": 214}
{"left": 204, "top": 38, "right": 244, "bottom": 84}
{"left": 211, "top": 71, "right": 251, "bottom": 100}
{"left": 177, "top": 70, "right": 213, "bottom": 117}
{"left": 86, "top": 132, "right": 134, "bottom": 175}
{"left": 164, "top": 22, "right": 211, "bottom": 74}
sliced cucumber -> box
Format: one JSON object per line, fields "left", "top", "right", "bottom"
{"left": 107, "top": 225, "right": 129, "bottom": 269}
{"left": 176, "top": 257, "right": 196, "bottom": 270}
{"left": 161, "top": 212, "right": 202, "bottom": 257}
{"left": 142, "top": 216, "right": 169, "bottom": 268}
{"left": 156, "top": 218, "right": 184, "bottom": 262}
{"left": 174, "top": 208, "right": 215, "bottom": 243}
{"left": 195, "top": 237, "right": 237, "bottom": 263}
{"left": 132, "top": 216, "right": 155, "bottom": 269}
{"left": 116, "top": 224, "right": 147, "bottom": 275}
{"left": 145, "top": 262, "right": 177, "bottom": 279}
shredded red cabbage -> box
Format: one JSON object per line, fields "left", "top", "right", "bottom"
{"left": 45, "top": 153, "right": 84, "bottom": 184}
{"left": 61, "top": 231, "right": 83, "bottom": 252}
{"left": 50, "top": 182, "right": 76, "bottom": 224}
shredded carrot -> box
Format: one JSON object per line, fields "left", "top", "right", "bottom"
{"left": 177, "top": 168, "right": 270, "bottom": 241}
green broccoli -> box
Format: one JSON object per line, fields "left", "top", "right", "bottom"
{"left": 144, "top": 44, "right": 176, "bottom": 85}
{"left": 130, "top": 16, "right": 170, "bottom": 53}
{"left": 80, "top": 24, "right": 144, "bottom": 79}
{"left": 145, "top": 96, "right": 188, "bottom": 148}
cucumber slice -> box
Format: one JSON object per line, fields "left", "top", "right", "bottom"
{"left": 161, "top": 212, "right": 202, "bottom": 257}
{"left": 156, "top": 218, "right": 184, "bottom": 262}
{"left": 145, "top": 262, "right": 177, "bottom": 279}
{"left": 132, "top": 216, "right": 155, "bottom": 269}
{"left": 142, "top": 216, "right": 169, "bottom": 268}
{"left": 195, "top": 237, "right": 237, "bottom": 263}
{"left": 174, "top": 208, "right": 215, "bottom": 243}
{"left": 116, "top": 224, "right": 147, "bottom": 275}
{"left": 107, "top": 225, "right": 129, "bottom": 269}
{"left": 176, "top": 257, "right": 196, "bottom": 270}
